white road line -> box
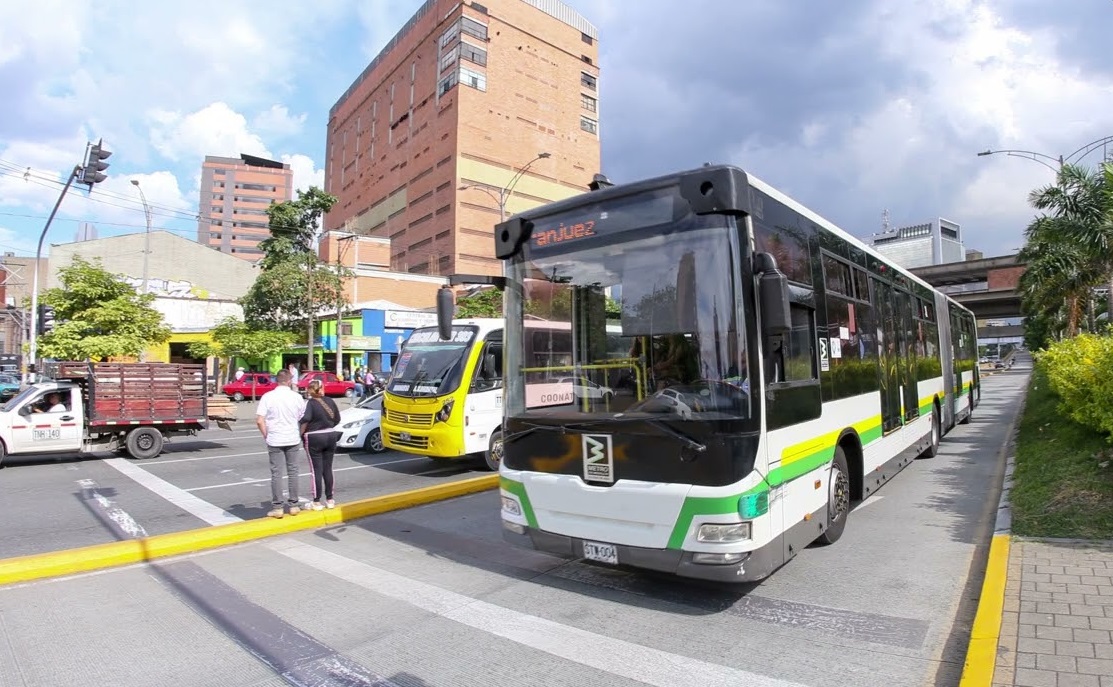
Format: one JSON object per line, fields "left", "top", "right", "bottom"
{"left": 77, "top": 479, "right": 149, "bottom": 539}
{"left": 143, "top": 451, "right": 268, "bottom": 465}
{"left": 184, "top": 457, "right": 428, "bottom": 492}
{"left": 852, "top": 495, "right": 885, "bottom": 512}
{"left": 272, "top": 541, "right": 808, "bottom": 687}
{"left": 102, "top": 458, "right": 243, "bottom": 526}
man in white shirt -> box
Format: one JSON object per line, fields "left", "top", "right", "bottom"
{"left": 256, "top": 369, "right": 307, "bottom": 518}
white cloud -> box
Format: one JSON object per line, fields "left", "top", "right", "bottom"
{"left": 252, "top": 105, "right": 308, "bottom": 139}
{"left": 149, "top": 102, "right": 270, "bottom": 163}
{"left": 282, "top": 154, "right": 325, "bottom": 196}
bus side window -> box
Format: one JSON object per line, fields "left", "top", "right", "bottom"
{"left": 474, "top": 343, "right": 503, "bottom": 391}
{"left": 766, "top": 302, "right": 822, "bottom": 430}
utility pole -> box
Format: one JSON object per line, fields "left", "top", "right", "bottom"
{"left": 306, "top": 253, "right": 315, "bottom": 373}
{"left": 130, "top": 179, "right": 152, "bottom": 362}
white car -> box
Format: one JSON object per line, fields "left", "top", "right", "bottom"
{"left": 336, "top": 392, "right": 385, "bottom": 453}
{"left": 556, "top": 376, "right": 614, "bottom": 401}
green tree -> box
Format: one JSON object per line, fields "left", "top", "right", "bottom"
{"left": 187, "top": 317, "right": 295, "bottom": 383}
{"left": 455, "top": 287, "right": 503, "bottom": 317}
{"left": 1018, "top": 215, "right": 1103, "bottom": 344}
{"left": 240, "top": 256, "right": 347, "bottom": 332}
{"left": 1026, "top": 163, "right": 1113, "bottom": 320}
{"left": 240, "top": 186, "right": 348, "bottom": 369}
{"left": 258, "top": 186, "right": 338, "bottom": 270}
{"left": 38, "top": 256, "right": 171, "bottom": 360}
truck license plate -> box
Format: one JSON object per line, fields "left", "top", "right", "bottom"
{"left": 582, "top": 541, "right": 618, "bottom": 565}
{"left": 398, "top": 431, "right": 411, "bottom": 441}
{"left": 32, "top": 428, "right": 60, "bottom": 441}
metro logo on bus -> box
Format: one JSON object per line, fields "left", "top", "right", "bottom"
{"left": 530, "top": 220, "right": 596, "bottom": 248}
{"left": 582, "top": 433, "right": 614, "bottom": 483}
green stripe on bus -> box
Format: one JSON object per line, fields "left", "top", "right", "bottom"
{"left": 499, "top": 477, "right": 538, "bottom": 529}
{"left": 666, "top": 416, "right": 888, "bottom": 549}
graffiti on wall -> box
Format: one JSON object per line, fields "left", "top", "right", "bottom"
{"left": 120, "top": 276, "right": 209, "bottom": 300}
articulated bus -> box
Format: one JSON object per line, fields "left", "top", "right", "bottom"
{"left": 381, "top": 318, "right": 632, "bottom": 469}
{"left": 453, "top": 164, "right": 979, "bottom": 583}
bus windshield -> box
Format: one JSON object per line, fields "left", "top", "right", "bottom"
{"left": 504, "top": 193, "right": 750, "bottom": 421}
{"left": 388, "top": 325, "right": 478, "bottom": 397}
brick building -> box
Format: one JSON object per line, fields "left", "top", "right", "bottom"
{"left": 197, "top": 154, "right": 294, "bottom": 261}
{"left": 324, "top": 0, "right": 601, "bottom": 277}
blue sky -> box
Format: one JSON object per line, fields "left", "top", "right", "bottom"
{"left": 1, "top": 0, "right": 1111, "bottom": 261}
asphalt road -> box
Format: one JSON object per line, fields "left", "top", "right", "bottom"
{"left": 0, "top": 363, "right": 1028, "bottom": 687}
{"left": 0, "top": 399, "right": 488, "bottom": 559}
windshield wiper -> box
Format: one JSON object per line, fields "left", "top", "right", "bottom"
{"left": 503, "top": 418, "right": 616, "bottom": 444}
{"left": 613, "top": 417, "right": 707, "bottom": 453}
{"left": 504, "top": 417, "right": 706, "bottom": 454}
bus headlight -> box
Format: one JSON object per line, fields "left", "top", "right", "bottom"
{"left": 435, "top": 398, "right": 454, "bottom": 423}
{"left": 697, "top": 522, "right": 751, "bottom": 543}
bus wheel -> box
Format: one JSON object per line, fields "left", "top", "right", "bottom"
{"left": 816, "top": 446, "right": 850, "bottom": 546}
{"left": 920, "top": 407, "right": 940, "bottom": 458}
{"left": 126, "top": 427, "right": 164, "bottom": 460}
{"left": 484, "top": 430, "right": 504, "bottom": 472}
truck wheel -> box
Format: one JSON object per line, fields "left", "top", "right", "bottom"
{"left": 0, "top": 441, "right": 5, "bottom": 468}
{"left": 126, "top": 427, "right": 164, "bottom": 460}
{"left": 815, "top": 446, "right": 850, "bottom": 546}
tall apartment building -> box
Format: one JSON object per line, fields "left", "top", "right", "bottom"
{"left": 197, "top": 154, "right": 294, "bottom": 261}
{"left": 324, "top": 0, "right": 601, "bottom": 277}
{"left": 870, "top": 218, "right": 965, "bottom": 269}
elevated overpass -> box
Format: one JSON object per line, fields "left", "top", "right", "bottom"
{"left": 909, "top": 254, "right": 1025, "bottom": 320}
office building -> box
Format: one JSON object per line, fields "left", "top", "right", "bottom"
{"left": 197, "top": 154, "right": 294, "bottom": 261}
{"left": 870, "top": 218, "right": 965, "bottom": 269}
{"left": 324, "top": 0, "right": 601, "bottom": 277}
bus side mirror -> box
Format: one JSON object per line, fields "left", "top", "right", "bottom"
{"left": 755, "top": 252, "right": 791, "bottom": 337}
{"left": 436, "top": 287, "right": 454, "bottom": 340}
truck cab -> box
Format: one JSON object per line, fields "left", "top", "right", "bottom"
{"left": 0, "top": 382, "right": 84, "bottom": 457}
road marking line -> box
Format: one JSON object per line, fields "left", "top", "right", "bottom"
{"left": 77, "top": 479, "right": 149, "bottom": 539}
{"left": 272, "top": 540, "right": 809, "bottom": 687}
{"left": 144, "top": 450, "right": 268, "bottom": 465}
{"left": 183, "top": 457, "right": 429, "bottom": 492}
{"left": 102, "top": 458, "right": 243, "bottom": 526}
{"left": 852, "top": 495, "right": 884, "bottom": 512}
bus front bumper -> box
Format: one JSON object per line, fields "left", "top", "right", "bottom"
{"left": 502, "top": 523, "right": 781, "bottom": 584}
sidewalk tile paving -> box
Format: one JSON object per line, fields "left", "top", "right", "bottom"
{"left": 995, "top": 538, "right": 1113, "bottom": 687}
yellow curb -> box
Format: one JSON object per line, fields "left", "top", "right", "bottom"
{"left": 0, "top": 474, "right": 499, "bottom": 587}
{"left": 958, "top": 532, "right": 1012, "bottom": 686}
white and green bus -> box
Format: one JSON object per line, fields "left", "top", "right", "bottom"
{"left": 441, "top": 164, "right": 979, "bottom": 583}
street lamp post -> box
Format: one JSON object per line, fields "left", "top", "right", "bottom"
{"left": 976, "top": 134, "right": 1113, "bottom": 172}
{"left": 977, "top": 134, "right": 1113, "bottom": 321}
{"left": 459, "top": 152, "right": 551, "bottom": 222}
{"left": 130, "top": 179, "right": 152, "bottom": 362}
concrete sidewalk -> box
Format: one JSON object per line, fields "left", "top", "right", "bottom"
{"left": 994, "top": 538, "right": 1113, "bottom": 686}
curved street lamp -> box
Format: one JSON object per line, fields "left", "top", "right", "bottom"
{"left": 976, "top": 134, "right": 1113, "bottom": 172}
{"left": 459, "top": 152, "right": 551, "bottom": 222}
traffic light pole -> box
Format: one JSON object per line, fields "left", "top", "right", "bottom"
{"left": 27, "top": 165, "right": 81, "bottom": 381}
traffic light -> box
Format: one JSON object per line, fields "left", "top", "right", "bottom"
{"left": 81, "top": 139, "right": 111, "bottom": 188}
{"left": 38, "top": 305, "right": 56, "bottom": 335}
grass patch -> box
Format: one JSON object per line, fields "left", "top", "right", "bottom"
{"left": 1011, "top": 365, "right": 1113, "bottom": 539}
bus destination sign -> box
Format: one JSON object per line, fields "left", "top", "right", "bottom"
{"left": 526, "top": 188, "right": 679, "bottom": 254}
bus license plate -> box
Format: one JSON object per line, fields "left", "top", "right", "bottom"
{"left": 33, "top": 428, "right": 60, "bottom": 441}
{"left": 582, "top": 541, "right": 618, "bottom": 565}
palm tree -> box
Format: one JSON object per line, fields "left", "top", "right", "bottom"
{"left": 1027, "top": 163, "right": 1113, "bottom": 320}
{"left": 1018, "top": 215, "right": 1104, "bottom": 340}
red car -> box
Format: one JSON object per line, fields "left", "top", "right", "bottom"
{"left": 223, "top": 373, "right": 278, "bottom": 401}
{"left": 296, "top": 371, "right": 356, "bottom": 398}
